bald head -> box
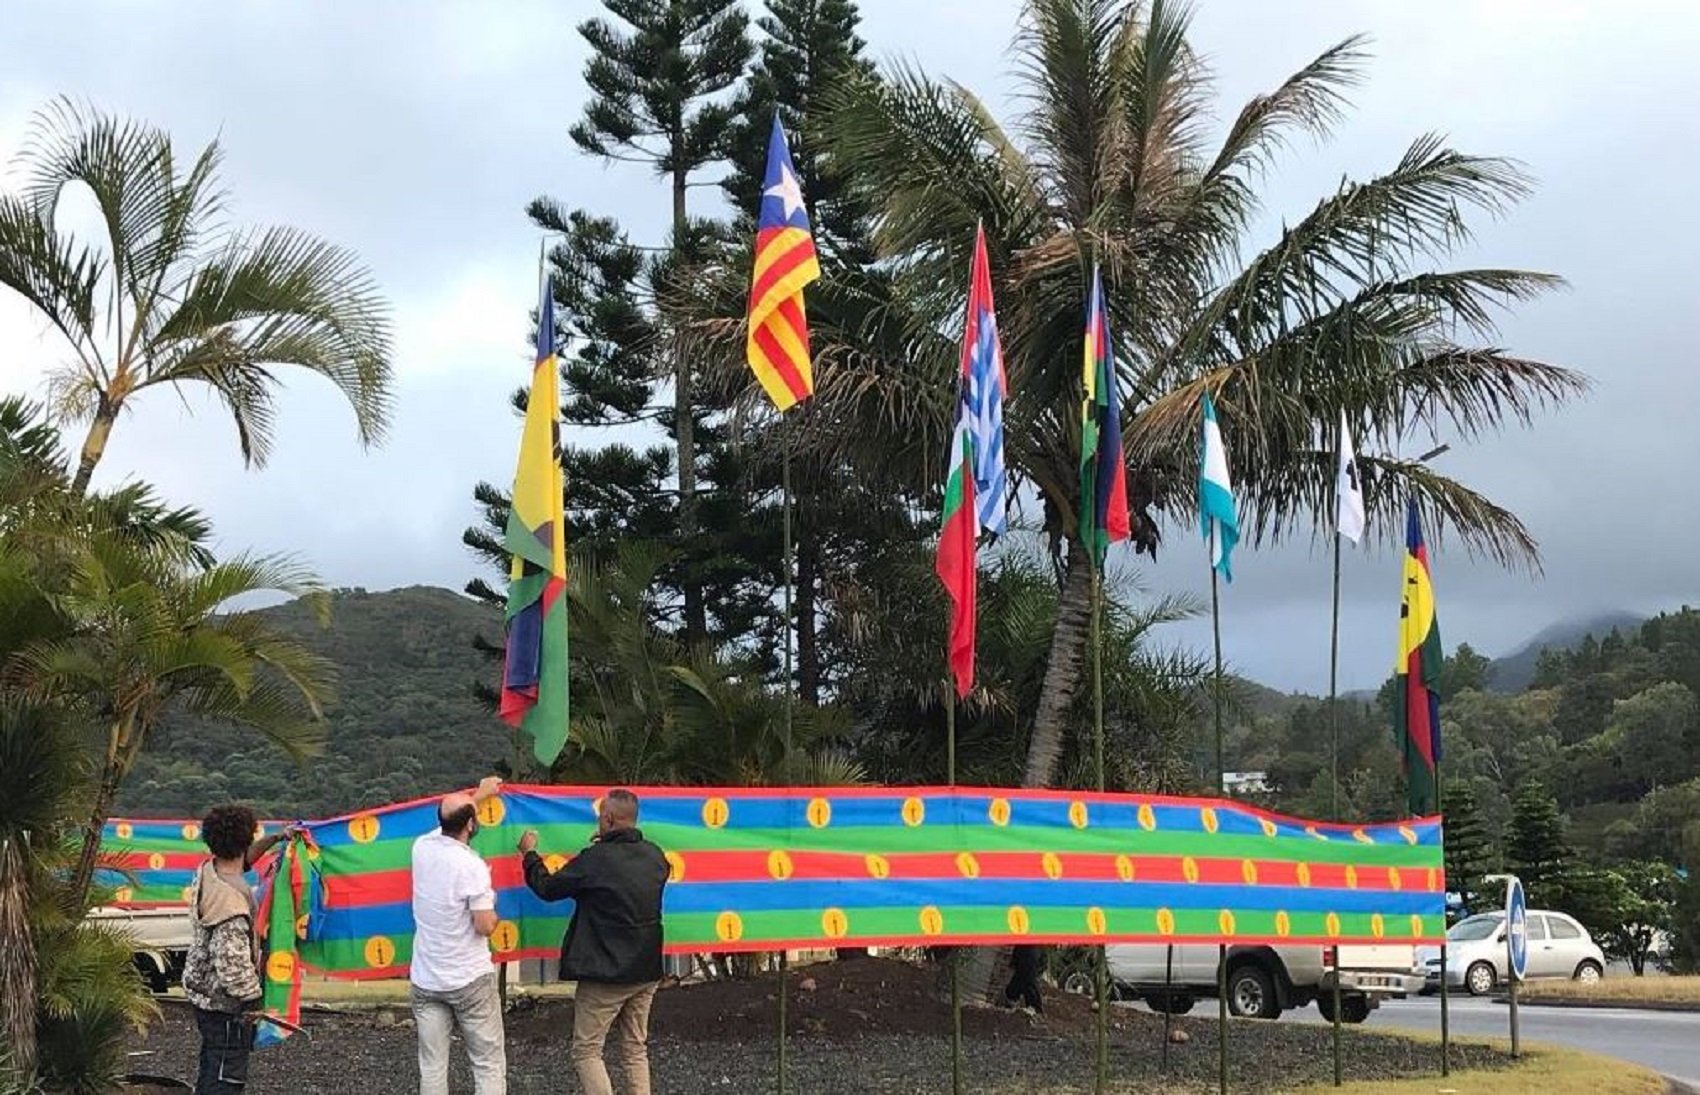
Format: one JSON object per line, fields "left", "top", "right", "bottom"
{"left": 439, "top": 792, "right": 477, "bottom": 839}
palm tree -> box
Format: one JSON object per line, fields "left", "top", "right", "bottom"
{"left": 17, "top": 542, "right": 335, "bottom": 902}
{"left": 0, "top": 98, "right": 393, "bottom": 493}
{"left": 816, "top": 0, "right": 1584, "bottom": 802}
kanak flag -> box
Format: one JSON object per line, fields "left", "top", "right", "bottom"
{"left": 746, "top": 114, "right": 821, "bottom": 411}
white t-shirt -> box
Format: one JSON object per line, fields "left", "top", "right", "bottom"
{"left": 409, "top": 830, "right": 497, "bottom": 992}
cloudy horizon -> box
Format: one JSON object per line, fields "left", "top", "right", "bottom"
{"left": 3, "top": 0, "right": 1696, "bottom": 694}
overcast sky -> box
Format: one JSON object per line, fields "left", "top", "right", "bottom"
{"left": 3, "top": 1, "right": 1697, "bottom": 694}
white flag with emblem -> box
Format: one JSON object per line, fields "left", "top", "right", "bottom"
{"left": 1336, "top": 409, "right": 1366, "bottom": 544}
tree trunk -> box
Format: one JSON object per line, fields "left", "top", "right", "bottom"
{"left": 961, "top": 547, "right": 1095, "bottom": 1002}
{"left": 796, "top": 512, "right": 821, "bottom": 707}
{"left": 70, "top": 403, "right": 118, "bottom": 495}
{"left": 672, "top": 167, "right": 705, "bottom": 646}
{"left": 0, "top": 836, "right": 37, "bottom": 1083}
{"left": 71, "top": 755, "right": 123, "bottom": 906}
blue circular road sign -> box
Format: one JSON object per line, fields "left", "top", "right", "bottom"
{"left": 1506, "top": 877, "right": 1529, "bottom": 981}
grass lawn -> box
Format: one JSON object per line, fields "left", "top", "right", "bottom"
{"left": 1519, "top": 973, "right": 1700, "bottom": 1006}
{"left": 1290, "top": 1043, "right": 1668, "bottom": 1095}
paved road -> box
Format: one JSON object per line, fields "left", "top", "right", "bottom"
{"left": 1293, "top": 995, "right": 1700, "bottom": 1086}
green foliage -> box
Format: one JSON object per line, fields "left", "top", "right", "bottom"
{"left": 124, "top": 587, "right": 504, "bottom": 816}
{"left": 1585, "top": 861, "right": 1680, "bottom": 975}
{"left": 0, "top": 98, "right": 393, "bottom": 491}
{"left": 1442, "top": 781, "right": 1494, "bottom": 917}
{"left": 1505, "top": 781, "right": 1573, "bottom": 909}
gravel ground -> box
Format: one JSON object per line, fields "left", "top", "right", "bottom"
{"left": 128, "top": 959, "right": 1509, "bottom": 1093}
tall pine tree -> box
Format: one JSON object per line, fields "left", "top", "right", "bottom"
{"left": 1505, "top": 781, "right": 1574, "bottom": 909}
{"left": 1443, "top": 780, "right": 1495, "bottom": 917}
{"left": 566, "top": 0, "right": 753, "bottom": 644}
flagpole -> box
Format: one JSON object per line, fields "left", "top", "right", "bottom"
{"left": 1328, "top": 421, "right": 1345, "bottom": 1085}
{"left": 1091, "top": 554, "right": 1108, "bottom": 1095}
{"left": 777, "top": 445, "right": 794, "bottom": 1095}
{"left": 1210, "top": 554, "right": 1228, "bottom": 1095}
{"left": 947, "top": 679, "right": 963, "bottom": 1095}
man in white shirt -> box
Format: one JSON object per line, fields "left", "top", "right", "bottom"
{"left": 410, "top": 776, "right": 506, "bottom": 1095}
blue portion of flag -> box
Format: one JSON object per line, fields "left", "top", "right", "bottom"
{"left": 758, "top": 114, "right": 812, "bottom": 233}
{"left": 965, "top": 287, "right": 1006, "bottom": 537}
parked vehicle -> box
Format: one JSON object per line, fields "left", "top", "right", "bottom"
{"left": 88, "top": 904, "right": 194, "bottom": 993}
{"left": 1417, "top": 909, "right": 1606, "bottom": 996}
{"left": 1104, "top": 943, "right": 1425, "bottom": 1023}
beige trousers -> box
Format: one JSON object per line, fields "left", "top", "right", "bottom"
{"left": 571, "top": 980, "right": 659, "bottom": 1095}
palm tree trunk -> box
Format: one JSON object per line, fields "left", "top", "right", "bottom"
{"left": 961, "top": 548, "right": 1095, "bottom": 1002}
{"left": 1022, "top": 547, "right": 1094, "bottom": 785}
{"left": 70, "top": 402, "right": 118, "bottom": 495}
{"left": 0, "top": 836, "right": 37, "bottom": 1082}
{"left": 71, "top": 754, "right": 123, "bottom": 906}
{"left": 672, "top": 165, "right": 705, "bottom": 645}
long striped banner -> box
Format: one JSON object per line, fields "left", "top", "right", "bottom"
{"left": 103, "top": 784, "right": 1444, "bottom": 980}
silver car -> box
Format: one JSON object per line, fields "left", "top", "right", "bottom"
{"left": 1419, "top": 910, "right": 1606, "bottom": 996}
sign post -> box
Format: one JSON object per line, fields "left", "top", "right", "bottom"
{"left": 1505, "top": 876, "right": 1527, "bottom": 1059}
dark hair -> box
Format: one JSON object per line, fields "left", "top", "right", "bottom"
{"left": 440, "top": 803, "right": 477, "bottom": 837}
{"left": 605, "top": 788, "right": 639, "bottom": 822}
{"left": 202, "top": 804, "right": 258, "bottom": 860}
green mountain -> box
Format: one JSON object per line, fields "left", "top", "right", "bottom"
{"left": 1488, "top": 610, "right": 1647, "bottom": 693}
{"left": 119, "top": 586, "right": 509, "bottom": 818}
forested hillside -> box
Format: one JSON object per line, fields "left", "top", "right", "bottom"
{"left": 118, "top": 587, "right": 507, "bottom": 818}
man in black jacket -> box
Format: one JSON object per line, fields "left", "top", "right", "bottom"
{"left": 519, "top": 789, "right": 668, "bottom": 1095}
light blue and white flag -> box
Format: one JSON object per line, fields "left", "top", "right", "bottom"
{"left": 1199, "top": 392, "right": 1239, "bottom": 581}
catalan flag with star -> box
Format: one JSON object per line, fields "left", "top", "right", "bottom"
{"left": 499, "top": 280, "right": 570, "bottom": 766}
{"left": 746, "top": 114, "right": 821, "bottom": 410}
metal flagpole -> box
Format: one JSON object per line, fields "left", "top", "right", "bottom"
{"left": 1328, "top": 416, "right": 1345, "bottom": 1085}
{"left": 1210, "top": 559, "right": 1228, "bottom": 1095}
{"left": 777, "top": 447, "right": 794, "bottom": 1095}
{"left": 1091, "top": 557, "right": 1109, "bottom": 1094}
{"left": 947, "top": 681, "right": 963, "bottom": 1095}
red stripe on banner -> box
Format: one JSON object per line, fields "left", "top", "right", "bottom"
{"left": 109, "top": 851, "right": 203, "bottom": 871}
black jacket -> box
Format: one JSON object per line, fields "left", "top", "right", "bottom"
{"left": 523, "top": 828, "right": 668, "bottom": 984}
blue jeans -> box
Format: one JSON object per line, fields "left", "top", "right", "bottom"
{"left": 193, "top": 1008, "right": 253, "bottom": 1093}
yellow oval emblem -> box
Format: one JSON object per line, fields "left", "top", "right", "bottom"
{"left": 1387, "top": 867, "right": 1402, "bottom": 891}
{"left": 767, "top": 850, "right": 794, "bottom": 881}
{"left": 266, "top": 951, "right": 295, "bottom": 983}
{"left": 701, "top": 797, "right": 730, "bottom": 829}
{"left": 1371, "top": 913, "right": 1386, "bottom": 939}
{"left": 806, "top": 797, "right": 832, "bottom": 828}
{"left": 490, "top": 920, "right": 519, "bottom": 952}
{"left": 1200, "top": 807, "right": 1219, "bottom": 834}
{"left": 1156, "top": 908, "right": 1176, "bottom": 936}
{"left": 1241, "top": 859, "right": 1258, "bottom": 885}
{"left": 919, "top": 906, "right": 944, "bottom": 936}
{"left": 821, "top": 908, "right": 849, "bottom": 938}
{"left": 1115, "top": 854, "right": 1135, "bottom": 882}
{"left": 1182, "top": 856, "right": 1200, "bottom": 884}
{"left": 1274, "top": 910, "right": 1291, "bottom": 937}
{"left": 901, "top": 797, "right": 926, "bottom": 827}
{"left": 1137, "top": 804, "right": 1157, "bottom": 831}
{"left": 1258, "top": 817, "right": 1278, "bottom": 838}
{"left": 476, "top": 796, "right": 505, "bottom": 826}
{"left": 1325, "top": 912, "right": 1342, "bottom": 939}
{"left": 865, "top": 854, "right": 891, "bottom": 880}
{"left": 663, "top": 852, "right": 684, "bottom": 882}
{"left": 1218, "top": 909, "right": 1236, "bottom": 936}
{"left": 715, "top": 911, "right": 744, "bottom": 943}
{"left": 1086, "top": 907, "right": 1107, "bottom": 935}
{"left": 1041, "top": 852, "right": 1063, "bottom": 880}
{"left": 1006, "top": 906, "right": 1030, "bottom": 934}
{"left": 115, "top": 822, "right": 133, "bottom": 841}
{"left": 988, "top": 798, "right": 1011, "bottom": 826}
{"left": 955, "top": 852, "right": 980, "bottom": 879}
{"left": 181, "top": 823, "right": 200, "bottom": 842}
{"left": 1068, "top": 800, "right": 1089, "bottom": 829}
{"left": 546, "top": 853, "right": 570, "bottom": 874}
{"left": 363, "top": 936, "right": 396, "bottom": 968}
{"left": 1296, "top": 862, "right": 1312, "bottom": 888}
{"left": 1410, "top": 914, "right": 1425, "bottom": 938}
{"left": 349, "top": 814, "right": 380, "bottom": 844}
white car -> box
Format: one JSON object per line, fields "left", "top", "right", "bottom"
{"left": 1419, "top": 909, "right": 1606, "bottom": 996}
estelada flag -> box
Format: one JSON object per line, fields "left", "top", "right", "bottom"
{"left": 746, "top": 114, "right": 821, "bottom": 411}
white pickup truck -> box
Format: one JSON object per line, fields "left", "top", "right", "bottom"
{"left": 88, "top": 906, "right": 194, "bottom": 993}
{"left": 1105, "top": 943, "right": 1426, "bottom": 1023}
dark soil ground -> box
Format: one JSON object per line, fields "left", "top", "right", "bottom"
{"left": 128, "top": 957, "right": 1508, "bottom": 1093}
